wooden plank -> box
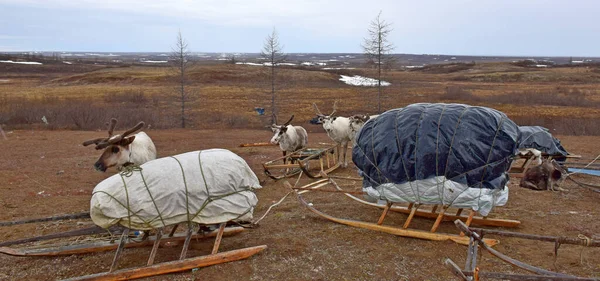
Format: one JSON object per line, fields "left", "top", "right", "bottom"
{"left": 0, "top": 227, "right": 244, "bottom": 257}
{"left": 62, "top": 245, "right": 267, "bottom": 281}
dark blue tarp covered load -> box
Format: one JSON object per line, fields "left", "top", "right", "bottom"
{"left": 518, "top": 126, "right": 568, "bottom": 160}
{"left": 352, "top": 103, "right": 520, "bottom": 216}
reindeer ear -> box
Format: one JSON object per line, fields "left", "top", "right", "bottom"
{"left": 119, "top": 136, "right": 136, "bottom": 146}
{"left": 281, "top": 126, "right": 288, "bottom": 132}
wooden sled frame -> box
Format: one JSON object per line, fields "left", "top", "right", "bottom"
{"left": 263, "top": 144, "right": 341, "bottom": 180}
{"left": 327, "top": 176, "right": 521, "bottom": 229}
{"left": 445, "top": 220, "right": 600, "bottom": 281}
{"left": 0, "top": 218, "right": 266, "bottom": 280}
{"left": 285, "top": 175, "right": 501, "bottom": 247}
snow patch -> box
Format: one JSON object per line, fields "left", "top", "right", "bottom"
{"left": 141, "top": 60, "right": 167, "bottom": 63}
{"left": 339, "top": 75, "right": 390, "bottom": 87}
{"left": 0, "top": 60, "right": 42, "bottom": 65}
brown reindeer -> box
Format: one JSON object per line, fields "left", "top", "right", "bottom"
{"left": 519, "top": 158, "right": 568, "bottom": 191}
{"left": 83, "top": 118, "right": 157, "bottom": 172}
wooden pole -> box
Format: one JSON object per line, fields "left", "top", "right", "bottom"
{"left": 430, "top": 206, "right": 447, "bottom": 233}
{"left": 469, "top": 227, "right": 600, "bottom": 247}
{"left": 0, "top": 227, "right": 245, "bottom": 257}
{"left": 0, "top": 212, "right": 91, "bottom": 227}
{"left": 211, "top": 223, "right": 226, "bottom": 255}
{"left": 109, "top": 229, "right": 129, "bottom": 272}
{"left": 460, "top": 210, "right": 476, "bottom": 236}
{"left": 444, "top": 258, "right": 469, "bottom": 281}
{"left": 0, "top": 225, "right": 119, "bottom": 247}
{"left": 464, "top": 271, "right": 599, "bottom": 281}
{"left": 62, "top": 245, "right": 267, "bottom": 281}
{"left": 168, "top": 224, "right": 179, "bottom": 237}
{"left": 403, "top": 204, "right": 419, "bottom": 229}
{"left": 377, "top": 202, "right": 392, "bottom": 225}
{"left": 179, "top": 227, "right": 193, "bottom": 260}
{"left": 239, "top": 142, "right": 276, "bottom": 147}
{"left": 147, "top": 229, "right": 163, "bottom": 266}
{"left": 455, "top": 220, "right": 575, "bottom": 277}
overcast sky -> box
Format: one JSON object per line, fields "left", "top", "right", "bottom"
{"left": 1, "top": 0, "right": 598, "bottom": 56}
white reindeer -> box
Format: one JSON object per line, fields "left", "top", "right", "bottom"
{"left": 270, "top": 115, "right": 308, "bottom": 159}
{"left": 83, "top": 118, "right": 157, "bottom": 172}
{"left": 313, "top": 101, "right": 355, "bottom": 167}
{"left": 348, "top": 114, "right": 379, "bottom": 142}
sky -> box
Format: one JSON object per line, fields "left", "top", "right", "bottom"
{"left": 0, "top": 0, "right": 599, "bottom": 56}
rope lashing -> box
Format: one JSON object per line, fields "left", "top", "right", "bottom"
{"left": 119, "top": 165, "right": 142, "bottom": 177}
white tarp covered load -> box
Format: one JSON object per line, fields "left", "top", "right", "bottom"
{"left": 90, "top": 149, "right": 261, "bottom": 230}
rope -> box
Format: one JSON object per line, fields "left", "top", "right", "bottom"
{"left": 119, "top": 165, "right": 142, "bottom": 177}
{"left": 253, "top": 171, "right": 303, "bottom": 225}
{"left": 567, "top": 153, "right": 600, "bottom": 177}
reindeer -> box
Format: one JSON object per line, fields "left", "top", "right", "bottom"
{"left": 270, "top": 115, "right": 308, "bottom": 161}
{"left": 83, "top": 118, "right": 157, "bottom": 172}
{"left": 312, "top": 101, "right": 355, "bottom": 167}
{"left": 520, "top": 158, "right": 568, "bottom": 191}
{"left": 348, "top": 114, "right": 379, "bottom": 142}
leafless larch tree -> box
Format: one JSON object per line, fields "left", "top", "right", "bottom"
{"left": 261, "top": 28, "right": 287, "bottom": 125}
{"left": 170, "top": 31, "right": 193, "bottom": 128}
{"left": 362, "top": 11, "right": 395, "bottom": 114}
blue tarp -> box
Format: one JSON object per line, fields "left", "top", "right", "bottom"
{"left": 353, "top": 103, "right": 520, "bottom": 191}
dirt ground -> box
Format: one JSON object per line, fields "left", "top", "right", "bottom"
{"left": 0, "top": 129, "right": 599, "bottom": 281}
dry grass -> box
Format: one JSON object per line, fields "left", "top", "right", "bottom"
{"left": 3, "top": 61, "right": 600, "bottom": 134}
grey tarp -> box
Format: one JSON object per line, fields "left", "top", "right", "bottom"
{"left": 352, "top": 103, "right": 520, "bottom": 216}
{"left": 518, "top": 126, "right": 568, "bottom": 160}
{"left": 90, "top": 149, "right": 261, "bottom": 230}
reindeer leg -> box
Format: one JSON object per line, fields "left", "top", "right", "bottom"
{"left": 342, "top": 142, "right": 348, "bottom": 168}
{"left": 282, "top": 151, "right": 287, "bottom": 165}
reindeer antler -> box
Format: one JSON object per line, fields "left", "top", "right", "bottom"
{"left": 107, "top": 118, "right": 117, "bottom": 137}
{"left": 312, "top": 103, "right": 325, "bottom": 117}
{"left": 83, "top": 119, "right": 145, "bottom": 150}
{"left": 330, "top": 100, "right": 338, "bottom": 117}
{"left": 283, "top": 115, "right": 294, "bottom": 126}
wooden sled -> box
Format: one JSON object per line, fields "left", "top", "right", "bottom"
{"left": 284, "top": 179, "right": 499, "bottom": 247}
{"left": 263, "top": 144, "right": 341, "bottom": 180}
{"left": 445, "top": 220, "right": 600, "bottom": 281}
{"left": 0, "top": 226, "right": 245, "bottom": 257}
{"left": 328, "top": 176, "right": 521, "bottom": 229}
{"left": 1, "top": 215, "right": 266, "bottom": 280}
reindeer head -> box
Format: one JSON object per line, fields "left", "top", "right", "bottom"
{"left": 312, "top": 101, "right": 338, "bottom": 125}
{"left": 270, "top": 115, "right": 294, "bottom": 145}
{"left": 83, "top": 118, "right": 145, "bottom": 172}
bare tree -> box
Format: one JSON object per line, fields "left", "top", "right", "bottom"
{"left": 261, "top": 28, "right": 287, "bottom": 125}
{"left": 170, "top": 31, "right": 192, "bottom": 128}
{"left": 362, "top": 11, "right": 395, "bottom": 114}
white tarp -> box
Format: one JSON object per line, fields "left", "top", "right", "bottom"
{"left": 90, "top": 149, "right": 261, "bottom": 230}
{"left": 362, "top": 176, "right": 509, "bottom": 216}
